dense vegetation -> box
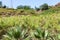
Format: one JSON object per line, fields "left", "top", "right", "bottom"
{"left": 0, "top": 1, "right": 60, "bottom": 40}
{"left": 0, "top": 12, "right": 60, "bottom": 40}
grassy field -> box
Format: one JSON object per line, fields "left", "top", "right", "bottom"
{"left": 0, "top": 13, "right": 60, "bottom": 40}
{"left": 0, "top": 7, "right": 60, "bottom": 40}
{"left": 0, "top": 13, "right": 60, "bottom": 30}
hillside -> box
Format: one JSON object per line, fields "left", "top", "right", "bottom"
{"left": 0, "top": 8, "right": 36, "bottom": 16}
{"left": 0, "top": 6, "right": 60, "bottom": 40}
{"left": 0, "top": 6, "right": 60, "bottom": 16}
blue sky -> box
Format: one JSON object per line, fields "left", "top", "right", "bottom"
{"left": 0, "top": 0, "right": 60, "bottom": 8}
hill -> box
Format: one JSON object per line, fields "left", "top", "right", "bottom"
{"left": 0, "top": 6, "right": 60, "bottom": 16}
{"left": 0, "top": 5, "right": 60, "bottom": 40}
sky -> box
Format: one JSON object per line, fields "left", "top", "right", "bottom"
{"left": 0, "top": 0, "right": 60, "bottom": 8}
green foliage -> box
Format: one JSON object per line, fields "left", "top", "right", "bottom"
{"left": 1, "top": 5, "right": 60, "bottom": 40}
{"left": 2, "top": 27, "right": 28, "bottom": 40}
{"left": 17, "top": 5, "right": 32, "bottom": 10}
{"left": 40, "top": 7, "right": 60, "bottom": 15}
{"left": 34, "top": 28, "right": 55, "bottom": 40}
{"left": 35, "top": 7, "right": 40, "bottom": 11}
{"left": 17, "top": 5, "right": 24, "bottom": 9}
{"left": 23, "top": 5, "right": 31, "bottom": 10}
{"left": 0, "top": 13, "right": 60, "bottom": 30}
{"left": 1, "top": 26, "right": 60, "bottom": 40}
{"left": 40, "top": 3, "right": 48, "bottom": 10}
{"left": 3, "top": 5, "right": 7, "bottom": 8}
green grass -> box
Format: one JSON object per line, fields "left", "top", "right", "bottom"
{"left": 40, "top": 7, "right": 60, "bottom": 15}
{"left": 1, "top": 13, "right": 60, "bottom": 40}
{"left": 0, "top": 7, "right": 60, "bottom": 40}
{"left": 0, "top": 13, "right": 60, "bottom": 31}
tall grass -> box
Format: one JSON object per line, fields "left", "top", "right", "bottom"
{"left": 0, "top": 13, "right": 60, "bottom": 31}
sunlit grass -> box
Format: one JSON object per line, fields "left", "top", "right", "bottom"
{"left": 0, "top": 13, "right": 60, "bottom": 31}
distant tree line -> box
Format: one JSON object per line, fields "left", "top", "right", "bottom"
{"left": 0, "top": 1, "right": 49, "bottom": 11}
{"left": 17, "top": 3, "right": 49, "bottom": 11}
{"left": 17, "top": 5, "right": 32, "bottom": 10}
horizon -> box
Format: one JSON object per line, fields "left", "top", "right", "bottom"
{"left": 0, "top": 0, "right": 60, "bottom": 8}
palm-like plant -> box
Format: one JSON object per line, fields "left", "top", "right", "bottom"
{"left": 2, "top": 27, "right": 28, "bottom": 40}
{"left": 34, "top": 28, "right": 54, "bottom": 40}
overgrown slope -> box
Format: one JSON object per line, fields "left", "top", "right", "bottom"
{"left": 0, "top": 7, "right": 60, "bottom": 40}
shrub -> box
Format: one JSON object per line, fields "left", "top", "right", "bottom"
{"left": 2, "top": 27, "right": 28, "bottom": 40}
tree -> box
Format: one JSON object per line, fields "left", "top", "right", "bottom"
{"left": 35, "top": 7, "right": 40, "bottom": 11}
{"left": 23, "top": 5, "right": 31, "bottom": 10}
{"left": 17, "top": 5, "right": 31, "bottom": 10}
{"left": 40, "top": 3, "right": 48, "bottom": 10}
{"left": 3, "top": 5, "right": 7, "bottom": 8}
{"left": 17, "top": 5, "right": 24, "bottom": 9}
{"left": 0, "top": 1, "right": 2, "bottom": 8}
